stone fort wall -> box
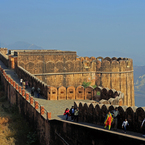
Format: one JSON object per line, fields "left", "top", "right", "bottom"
{"left": 74, "top": 101, "right": 145, "bottom": 133}
{"left": 0, "top": 65, "right": 145, "bottom": 145}
{"left": 0, "top": 48, "right": 134, "bottom": 106}
{"left": 15, "top": 65, "right": 124, "bottom": 105}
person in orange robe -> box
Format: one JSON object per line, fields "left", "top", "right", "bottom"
{"left": 104, "top": 111, "right": 113, "bottom": 130}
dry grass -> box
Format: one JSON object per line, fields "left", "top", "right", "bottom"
{"left": 0, "top": 88, "right": 38, "bottom": 145}
{"left": 0, "top": 110, "right": 16, "bottom": 145}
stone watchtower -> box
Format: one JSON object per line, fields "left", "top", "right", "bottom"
{"left": 5, "top": 48, "right": 135, "bottom": 107}
{"left": 95, "top": 57, "right": 134, "bottom": 107}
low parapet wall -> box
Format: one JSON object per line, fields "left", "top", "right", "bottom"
{"left": 0, "top": 65, "right": 51, "bottom": 120}
{"left": 0, "top": 65, "right": 52, "bottom": 144}
{"left": 0, "top": 65, "right": 144, "bottom": 145}
{"left": 15, "top": 64, "right": 48, "bottom": 99}
{"left": 0, "top": 52, "right": 9, "bottom": 67}
{"left": 74, "top": 101, "right": 145, "bottom": 133}
{"left": 49, "top": 119, "right": 145, "bottom": 145}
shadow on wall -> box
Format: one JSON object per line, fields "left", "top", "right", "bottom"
{"left": 74, "top": 101, "right": 145, "bottom": 133}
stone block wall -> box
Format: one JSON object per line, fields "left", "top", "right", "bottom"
{"left": 0, "top": 64, "right": 144, "bottom": 145}
{"left": 13, "top": 64, "right": 125, "bottom": 104}
{"left": 15, "top": 65, "right": 48, "bottom": 99}
{"left": 0, "top": 48, "right": 135, "bottom": 107}
{"left": 95, "top": 57, "right": 134, "bottom": 107}
{"left": 74, "top": 101, "right": 145, "bottom": 133}
{"left": 0, "top": 50, "right": 9, "bottom": 67}
{"left": 49, "top": 120, "right": 144, "bottom": 145}
{"left": 0, "top": 65, "right": 52, "bottom": 145}
{"left": 16, "top": 55, "right": 135, "bottom": 106}
{"left": 0, "top": 48, "right": 8, "bottom": 55}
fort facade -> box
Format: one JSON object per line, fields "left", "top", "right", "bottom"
{"left": 0, "top": 48, "right": 145, "bottom": 145}
{"left": 0, "top": 48, "right": 134, "bottom": 106}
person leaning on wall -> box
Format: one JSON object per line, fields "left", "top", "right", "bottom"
{"left": 70, "top": 106, "right": 75, "bottom": 121}
{"left": 74, "top": 107, "right": 79, "bottom": 122}
{"left": 112, "top": 107, "right": 120, "bottom": 131}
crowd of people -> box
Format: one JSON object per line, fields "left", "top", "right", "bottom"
{"left": 64, "top": 106, "right": 145, "bottom": 137}
{"left": 20, "top": 78, "right": 145, "bottom": 137}
{"left": 63, "top": 106, "right": 79, "bottom": 122}
{"left": 20, "top": 78, "right": 41, "bottom": 98}
{"left": 20, "top": 78, "right": 28, "bottom": 89}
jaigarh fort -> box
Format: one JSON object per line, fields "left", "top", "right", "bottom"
{"left": 0, "top": 47, "right": 144, "bottom": 145}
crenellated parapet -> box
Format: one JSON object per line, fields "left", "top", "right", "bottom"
{"left": 95, "top": 57, "right": 134, "bottom": 107}
{"left": 0, "top": 48, "right": 135, "bottom": 107}
{"left": 74, "top": 101, "right": 145, "bottom": 133}
{"left": 0, "top": 65, "right": 51, "bottom": 120}
{"left": 0, "top": 47, "right": 8, "bottom": 55}
{"left": 18, "top": 59, "right": 97, "bottom": 74}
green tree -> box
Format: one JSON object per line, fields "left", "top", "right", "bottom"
{"left": 82, "top": 82, "right": 91, "bottom": 88}
{"left": 82, "top": 82, "right": 97, "bottom": 89}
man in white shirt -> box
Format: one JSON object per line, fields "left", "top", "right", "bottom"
{"left": 122, "top": 119, "right": 129, "bottom": 133}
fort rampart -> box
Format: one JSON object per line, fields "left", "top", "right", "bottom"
{"left": 0, "top": 49, "right": 9, "bottom": 67}
{"left": 74, "top": 101, "right": 145, "bottom": 133}
{"left": 0, "top": 66, "right": 144, "bottom": 145}
{"left": 95, "top": 57, "right": 134, "bottom": 107}
{"left": 0, "top": 48, "right": 134, "bottom": 107}
{"left": 14, "top": 63, "right": 124, "bottom": 105}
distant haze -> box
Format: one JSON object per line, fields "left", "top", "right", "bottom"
{"left": 1, "top": 40, "right": 145, "bottom": 106}
{"left": 0, "top": 0, "right": 145, "bottom": 65}
{"left": 1, "top": 41, "right": 144, "bottom": 66}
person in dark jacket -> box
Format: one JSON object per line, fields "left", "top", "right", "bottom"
{"left": 31, "top": 87, "right": 35, "bottom": 96}
{"left": 112, "top": 107, "right": 120, "bottom": 130}
{"left": 70, "top": 106, "right": 75, "bottom": 121}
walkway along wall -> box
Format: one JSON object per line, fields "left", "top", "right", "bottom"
{"left": 0, "top": 66, "right": 144, "bottom": 145}
{"left": 0, "top": 66, "right": 51, "bottom": 145}
{"left": 14, "top": 64, "right": 124, "bottom": 105}
{"left": 0, "top": 48, "right": 135, "bottom": 107}
{"left": 0, "top": 51, "right": 9, "bottom": 67}
{"left": 74, "top": 101, "right": 145, "bottom": 133}
{"left": 15, "top": 56, "right": 135, "bottom": 107}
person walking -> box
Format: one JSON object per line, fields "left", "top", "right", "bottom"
{"left": 25, "top": 81, "right": 28, "bottom": 89}
{"left": 22, "top": 81, "right": 25, "bottom": 89}
{"left": 37, "top": 87, "right": 40, "bottom": 98}
{"left": 122, "top": 118, "right": 129, "bottom": 133}
{"left": 104, "top": 111, "right": 113, "bottom": 130}
{"left": 113, "top": 107, "right": 120, "bottom": 130}
{"left": 70, "top": 106, "right": 75, "bottom": 121}
{"left": 31, "top": 87, "right": 35, "bottom": 96}
{"left": 63, "top": 108, "right": 70, "bottom": 120}
{"left": 74, "top": 107, "right": 79, "bottom": 122}
{"left": 20, "top": 78, "right": 23, "bottom": 86}
{"left": 141, "top": 118, "right": 145, "bottom": 137}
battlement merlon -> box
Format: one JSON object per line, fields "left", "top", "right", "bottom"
{"left": 5, "top": 49, "right": 135, "bottom": 107}
{"left": 0, "top": 47, "right": 8, "bottom": 55}
{"left": 8, "top": 49, "right": 77, "bottom": 57}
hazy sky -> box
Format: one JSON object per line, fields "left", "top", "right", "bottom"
{"left": 0, "top": 0, "right": 145, "bottom": 63}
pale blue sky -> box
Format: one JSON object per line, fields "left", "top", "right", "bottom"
{"left": 0, "top": 0, "right": 145, "bottom": 65}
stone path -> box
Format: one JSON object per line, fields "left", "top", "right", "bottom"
{"left": 0, "top": 60, "right": 145, "bottom": 140}
{"left": 0, "top": 60, "right": 92, "bottom": 119}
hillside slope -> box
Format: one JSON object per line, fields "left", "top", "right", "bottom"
{"left": 134, "top": 65, "right": 145, "bottom": 106}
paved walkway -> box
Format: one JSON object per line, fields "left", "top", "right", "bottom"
{"left": 0, "top": 60, "right": 145, "bottom": 141}
{"left": 0, "top": 60, "right": 92, "bottom": 120}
